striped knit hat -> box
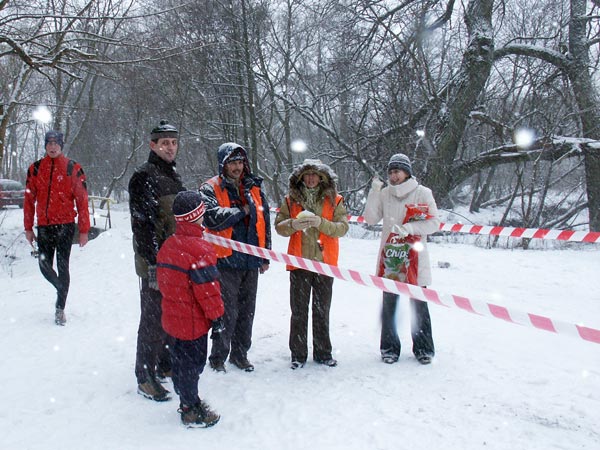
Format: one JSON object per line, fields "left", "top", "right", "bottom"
{"left": 387, "top": 153, "right": 412, "bottom": 177}
{"left": 173, "top": 191, "right": 206, "bottom": 223}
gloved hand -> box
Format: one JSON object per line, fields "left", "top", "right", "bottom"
{"left": 147, "top": 265, "right": 159, "bottom": 290}
{"left": 242, "top": 176, "right": 254, "bottom": 189}
{"left": 304, "top": 215, "right": 322, "bottom": 228}
{"left": 371, "top": 177, "right": 384, "bottom": 192}
{"left": 211, "top": 316, "right": 226, "bottom": 339}
{"left": 291, "top": 218, "right": 312, "bottom": 231}
{"left": 391, "top": 224, "right": 410, "bottom": 239}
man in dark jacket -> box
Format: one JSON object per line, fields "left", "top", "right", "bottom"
{"left": 129, "top": 120, "right": 185, "bottom": 401}
{"left": 24, "top": 130, "right": 90, "bottom": 326}
{"left": 200, "top": 143, "right": 271, "bottom": 373}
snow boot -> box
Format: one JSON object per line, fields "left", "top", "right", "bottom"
{"left": 229, "top": 356, "right": 254, "bottom": 372}
{"left": 290, "top": 361, "right": 304, "bottom": 370}
{"left": 179, "top": 401, "right": 220, "bottom": 428}
{"left": 382, "top": 355, "right": 398, "bottom": 364}
{"left": 137, "top": 377, "right": 172, "bottom": 402}
{"left": 417, "top": 355, "right": 432, "bottom": 365}
{"left": 209, "top": 360, "right": 226, "bottom": 373}
{"left": 315, "top": 358, "right": 338, "bottom": 367}
{"left": 55, "top": 308, "right": 66, "bottom": 326}
{"left": 156, "top": 369, "right": 173, "bottom": 383}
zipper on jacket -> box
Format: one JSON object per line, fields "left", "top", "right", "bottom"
{"left": 45, "top": 158, "right": 55, "bottom": 223}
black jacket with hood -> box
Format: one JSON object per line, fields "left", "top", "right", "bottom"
{"left": 200, "top": 143, "right": 271, "bottom": 270}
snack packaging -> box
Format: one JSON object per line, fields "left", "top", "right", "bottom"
{"left": 377, "top": 204, "right": 432, "bottom": 285}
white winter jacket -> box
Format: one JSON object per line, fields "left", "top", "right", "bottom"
{"left": 363, "top": 178, "right": 440, "bottom": 286}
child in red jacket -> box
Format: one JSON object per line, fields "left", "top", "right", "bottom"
{"left": 157, "top": 191, "right": 225, "bottom": 428}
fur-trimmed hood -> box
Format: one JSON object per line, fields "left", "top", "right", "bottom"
{"left": 288, "top": 159, "right": 338, "bottom": 205}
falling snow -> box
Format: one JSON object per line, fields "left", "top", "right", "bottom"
{"left": 1, "top": 205, "right": 599, "bottom": 449}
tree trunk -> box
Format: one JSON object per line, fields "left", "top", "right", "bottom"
{"left": 425, "top": 0, "right": 495, "bottom": 203}
{"left": 567, "top": 0, "right": 600, "bottom": 230}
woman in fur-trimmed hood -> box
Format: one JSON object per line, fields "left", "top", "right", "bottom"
{"left": 287, "top": 159, "right": 339, "bottom": 209}
{"left": 275, "top": 159, "right": 349, "bottom": 370}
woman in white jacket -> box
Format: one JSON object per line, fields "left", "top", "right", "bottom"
{"left": 363, "top": 153, "right": 440, "bottom": 365}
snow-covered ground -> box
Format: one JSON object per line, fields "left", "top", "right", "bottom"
{"left": 1, "top": 205, "right": 599, "bottom": 450}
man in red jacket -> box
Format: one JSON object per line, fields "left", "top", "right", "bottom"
{"left": 157, "top": 190, "right": 224, "bottom": 428}
{"left": 24, "top": 130, "right": 90, "bottom": 326}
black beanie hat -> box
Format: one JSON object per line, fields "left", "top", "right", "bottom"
{"left": 45, "top": 130, "right": 64, "bottom": 148}
{"left": 387, "top": 153, "right": 412, "bottom": 177}
{"left": 172, "top": 191, "right": 206, "bottom": 223}
{"left": 150, "top": 120, "right": 178, "bottom": 140}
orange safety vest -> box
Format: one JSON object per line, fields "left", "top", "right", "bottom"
{"left": 205, "top": 176, "right": 267, "bottom": 258}
{"left": 286, "top": 194, "right": 342, "bottom": 271}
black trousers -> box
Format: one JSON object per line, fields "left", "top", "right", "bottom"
{"left": 380, "top": 291, "right": 435, "bottom": 359}
{"left": 171, "top": 335, "right": 208, "bottom": 406}
{"left": 209, "top": 268, "right": 258, "bottom": 365}
{"left": 135, "top": 278, "right": 172, "bottom": 383}
{"left": 289, "top": 269, "right": 334, "bottom": 363}
{"left": 37, "top": 223, "right": 75, "bottom": 310}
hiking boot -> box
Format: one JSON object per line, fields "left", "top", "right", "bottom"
{"left": 229, "top": 356, "right": 254, "bottom": 372}
{"left": 290, "top": 361, "right": 305, "bottom": 370}
{"left": 156, "top": 369, "right": 173, "bottom": 383}
{"left": 315, "top": 358, "right": 338, "bottom": 367}
{"left": 382, "top": 355, "right": 398, "bottom": 364}
{"left": 417, "top": 355, "right": 433, "bottom": 365}
{"left": 137, "top": 377, "right": 172, "bottom": 402}
{"left": 179, "top": 401, "right": 220, "bottom": 428}
{"left": 209, "top": 360, "right": 226, "bottom": 373}
{"left": 55, "top": 308, "right": 66, "bottom": 326}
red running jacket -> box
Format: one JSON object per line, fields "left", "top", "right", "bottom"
{"left": 24, "top": 154, "right": 90, "bottom": 233}
{"left": 157, "top": 222, "right": 224, "bottom": 340}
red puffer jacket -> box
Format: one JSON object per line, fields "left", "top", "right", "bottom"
{"left": 157, "top": 222, "right": 224, "bottom": 340}
{"left": 24, "top": 154, "right": 90, "bottom": 233}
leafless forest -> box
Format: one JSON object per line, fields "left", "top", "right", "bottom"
{"left": 2, "top": 0, "right": 600, "bottom": 231}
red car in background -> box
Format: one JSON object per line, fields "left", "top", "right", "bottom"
{"left": 0, "top": 178, "right": 25, "bottom": 208}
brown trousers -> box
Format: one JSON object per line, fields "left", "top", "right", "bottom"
{"left": 289, "top": 269, "right": 334, "bottom": 363}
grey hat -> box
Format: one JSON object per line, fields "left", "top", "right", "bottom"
{"left": 387, "top": 153, "right": 412, "bottom": 177}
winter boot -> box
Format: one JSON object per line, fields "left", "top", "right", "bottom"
{"left": 179, "top": 401, "right": 220, "bottom": 428}
{"left": 55, "top": 308, "right": 66, "bottom": 326}
{"left": 209, "top": 360, "right": 226, "bottom": 373}
{"left": 290, "top": 361, "right": 304, "bottom": 370}
{"left": 315, "top": 358, "right": 338, "bottom": 367}
{"left": 156, "top": 369, "right": 173, "bottom": 383}
{"left": 229, "top": 356, "right": 254, "bottom": 372}
{"left": 417, "top": 355, "right": 433, "bottom": 365}
{"left": 137, "top": 377, "right": 172, "bottom": 402}
{"left": 382, "top": 355, "right": 398, "bottom": 364}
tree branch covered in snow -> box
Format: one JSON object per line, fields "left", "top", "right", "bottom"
{"left": 493, "top": 44, "right": 571, "bottom": 71}
{"left": 453, "top": 136, "right": 595, "bottom": 187}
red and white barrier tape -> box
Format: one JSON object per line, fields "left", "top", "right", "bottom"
{"left": 268, "top": 208, "right": 600, "bottom": 243}
{"left": 204, "top": 233, "right": 600, "bottom": 346}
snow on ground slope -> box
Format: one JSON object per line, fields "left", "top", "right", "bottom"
{"left": 1, "top": 205, "right": 599, "bottom": 450}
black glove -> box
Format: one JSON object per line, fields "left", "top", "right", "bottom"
{"left": 147, "top": 265, "right": 158, "bottom": 290}
{"left": 242, "top": 176, "right": 254, "bottom": 189}
{"left": 210, "top": 316, "right": 225, "bottom": 339}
